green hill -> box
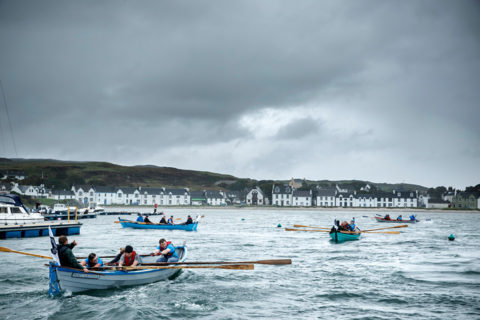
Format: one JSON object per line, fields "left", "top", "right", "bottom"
{"left": 0, "top": 158, "right": 428, "bottom": 194}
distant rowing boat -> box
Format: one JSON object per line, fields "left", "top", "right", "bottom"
{"left": 118, "top": 218, "right": 198, "bottom": 231}
{"left": 49, "top": 246, "right": 187, "bottom": 294}
{"left": 375, "top": 217, "right": 418, "bottom": 223}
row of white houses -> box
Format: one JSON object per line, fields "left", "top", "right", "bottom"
{"left": 2, "top": 182, "right": 421, "bottom": 208}
{"left": 272, "top": 184, "right": 419, "bottom": 208}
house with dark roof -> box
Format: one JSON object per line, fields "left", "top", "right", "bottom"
{"left": 336, "top": 191, "right": 355, "bottom": 207}
{"left": 161, "top": 188, "right": 190, "bottom": 206}
{"left": 293, "top": 190, "right": 312, "bottom": 206}
{"left": 289, "top": 178, "right": 304, "bottom": 189}
{"left": 272, "top": 184, "right": 293, "bottom": 206}
{"left": 315, "top": 187, "right": 336, "bottom": 207}
{"left": 1, "top": 171, "right": 26, "bottom": 180}
{"left": 205, "top": 190, "right": 226, "bottom": 206}
{"left": 190, "top": 191, "right": 207, "bottom": 206}
{"left": 355, "top": 192, "right": 377, "bottom": 207}
{"left": 52, "top": 189, "right": 76, "bottom": 200}
{"left": 452, "top": 191, "right": 480, "bottom": 209}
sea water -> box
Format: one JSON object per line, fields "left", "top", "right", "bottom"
{"left": 0, "top": 209, "right": 479, "bottom": 319}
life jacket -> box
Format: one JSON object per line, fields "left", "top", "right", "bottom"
{"left": 162, "top": 241, "right": 174, "bottom": 257}
{"left": 167, "top": 218, "right": 173, "bottom": 225}
{"left": 124, "top": 251, "right": 136, "bottom": 266}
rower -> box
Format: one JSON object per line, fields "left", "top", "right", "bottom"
{"left": 136, "top": 213, "right": 144, "bottom": 223}
{"left": 348, "top": 218, "right": 357, "bottom": 231}
{"left": 144, "top": 215, "right": 152, "bottom": 224}
{"left": 184, "top": 215, "right": 193, "bottom": 225}
{"left": 118, "top": 245, "right": 141, "bottom": 267}
{"left": 81, "top": 253, "right": 104, "bottom": 268}
{"left": 409, "top": 214, "right": 416, "bottom": 221}
{"left": 396, "top": 215, "right": 403, "bottom": 221}
{"left": 167, "top": 215, "right": 174, "bottom": 225}
{"left": 159, "top": 214, "right": 167, "bottom": 224}
{"left": 384, "top": 214, "right": 391, "bottom": 220}
{"left": 152, "top": 238, "right": 179, "bottom": 263}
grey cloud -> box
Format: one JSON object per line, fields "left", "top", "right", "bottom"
{"left": 0, "top": 0, "right": 479, "bottom": 187}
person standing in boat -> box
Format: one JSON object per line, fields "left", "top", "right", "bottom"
{"left": 136, "top": 213, "right": 144, "bottom": 223}
{"left": 118, "top": 245, "right": 141, "bottom": 267}
{"left": 81, "top": 253, "right": 104, "bottom": 268}
{"left": 57, "top": 235, "right": 88, "bottom": 272}
{"left": 167, "top": 215, "right": 174, "bottom": 225}
{"left": 153, "top": 238, "right": 179, "bottom": 263}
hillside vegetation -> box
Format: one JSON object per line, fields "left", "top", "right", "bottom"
{"left": 0, "top": 158, "right": 428, "bottom": 195}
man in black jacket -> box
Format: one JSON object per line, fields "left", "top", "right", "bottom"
{"left": 57, "top": 235, "right": 88, "bottom": 272}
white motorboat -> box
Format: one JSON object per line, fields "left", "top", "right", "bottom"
{"left": 0, "top": 194, "right": 45, "bottom": 224}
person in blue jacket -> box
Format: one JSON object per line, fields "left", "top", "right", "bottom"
{"left": 152, "top": 238, "right": 179, "bottom": 263}
{"left": 396, "top": 215, "right": 403, "bottom": 221}
{"left": 409, "top": 214, "right": 416, "bottom": 221}
{"left": 81, "top": 253, "right": 104, "bottom": 268}
{"left": 136, "top": 213, "right": 144, "bottom": 222}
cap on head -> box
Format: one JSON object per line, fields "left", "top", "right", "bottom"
{"left": 125, "top": 245, "right": 133, "bottom": 253}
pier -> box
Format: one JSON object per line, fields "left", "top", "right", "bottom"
{"left": 0, "top": 221, "right": 82, "bottom": 239}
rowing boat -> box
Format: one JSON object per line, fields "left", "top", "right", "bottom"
{"left": 49, "top": 246, "right": 187, "bottom": 294}
{"left": 118, "top": 218, "right": 198, "bottom": 231}
{"left": 374, "top": 217, "right": 418, "bottom": 223}
{"left": 329, "top": 230, "right": 361, "bottom": 243}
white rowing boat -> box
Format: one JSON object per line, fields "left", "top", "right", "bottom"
{"left": 49, "top": 246, "right": 187, "bottom": 294}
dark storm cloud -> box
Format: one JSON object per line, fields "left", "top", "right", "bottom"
{"left": 0, "top": 0, "right": 479, "bottom": 187}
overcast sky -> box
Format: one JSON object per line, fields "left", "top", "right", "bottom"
{"left": 0, "top": 0, "right": 479, "bottom": 188}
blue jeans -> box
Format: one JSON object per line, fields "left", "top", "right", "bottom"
{"left": 156, "top": 256, "right": 179, "bottom": 263}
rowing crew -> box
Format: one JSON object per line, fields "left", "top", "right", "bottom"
{"left": 136, "top": 213, "right": 194, "bottom": 225}
{"left": 56, "top": 235, "right": 179, "bottom": 272}
{"left": 384, "top": 214, "right": 416, "bottom": 221}
{"left": 331, "top": 218, "right": 359, "bottom": 233}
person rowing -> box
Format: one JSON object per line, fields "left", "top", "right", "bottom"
{"left": 81, "top": 253, "right": 104, "bottom": 268}
{"left": 152, "top": 238, "right": 179, "bottom": 263}
{"left": 384, "top": 214, "right": 391, "bottom": 220}
{"left": 118, "top": 245, "right": 141, "bottom": 267}
{"left": 136, "top": 213, "right": 144, "bottom": 223}
{"left": 159, "top": 213, "right": 167, "bottom": 224}
{"left": 409, "top": 214, "right": 416, "bottom": 221}
{"left": 167, "top": 215, "right": 174, "bottom": 225}
{"left": 183, "top": 215, "right": 193, "bottom": 225}
{"left": 348, "top": 218, "right": 359, "bottom": 231}
{"left": 396, "top": 215, "right": 403, "bottom": 221}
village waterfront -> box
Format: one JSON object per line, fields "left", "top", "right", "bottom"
{"left": 1, "top": 208, "right": 479, "bottom": 320}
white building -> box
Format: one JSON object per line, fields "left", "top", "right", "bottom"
{"left": 316, "top": 188, "right": 336, "bottom": 207}
{"left": 246, "top": 187, "right": 265, "bottom": 205}
{"left": 272, "top": 184, "right": 293, "bottom": 206}
{"left": 293, "top": 190, "right": 312, "bottom": 206}
{"left": 51, "top": 189, "right": 75, "bottom": 200}
{"left": 205, "top": 191, "right": 226, "bottom": 206}
{"left": 355, "top": 193, "right": 377, "bottom": 207}
{"left": 336, "top": 192, "right": 355, "bottom": 207}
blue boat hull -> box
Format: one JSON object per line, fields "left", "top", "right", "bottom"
{"left": 329, "top": 231, "right": 361, "bottom": 243}
{"left": 118, "top": 218, "right": 198, "bottom": 231}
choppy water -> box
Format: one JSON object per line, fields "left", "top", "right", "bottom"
{"left": 1, "top": 209, "right": 479, "bottom": 319}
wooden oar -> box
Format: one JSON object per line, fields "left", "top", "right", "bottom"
{"left": 293, "top": 224, "right": 330, "bottom": 229}
{"left": 140, "top": 259, "right": 292, "bottom": 266}
{"left": 361, "top": 225, "right": 408, "bottom": 232}
{"left": 285, "top": 228, "right": 328, "bottom": 232}
{"left": 121, "top": 264, "right": 254, "bottom": 271}
{"left": 0, "top": 246, "right": 52, "bottom": 260}
{"left": 285, "top": 228, "right": 399, "bottom": 235}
